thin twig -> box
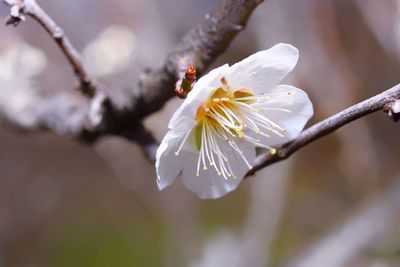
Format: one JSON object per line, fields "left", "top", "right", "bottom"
{"left": 3, "top": 0, "right": 96, "bottom": 97}
{"left": 247, "top": 83, "right": 400, "bottom": 176}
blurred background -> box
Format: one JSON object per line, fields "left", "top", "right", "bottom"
{"left": 0, "top": 0, "right": 400, "bottom": 266}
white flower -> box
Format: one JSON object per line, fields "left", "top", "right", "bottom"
{"left": 155, "top": 43, "right": 313, "bottom": 199}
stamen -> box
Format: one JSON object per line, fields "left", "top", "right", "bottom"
{"left": 205, "top": 123, "right": 223, "bottom": 175}
{"left": 193, "top": 82, "right": 293, "bottom": 179}
{"left": 200, "top": 122, "right": 208, "bottom": 170}
{"left": 210, "top": 106, "right": 237, "bottom": 128}
{"left": 175, "top": 131, "right": 192, "bottom": 156}
{"left": 220, "top": 76, "right": 228, "bottom": 86}
{"left": 255, "top": 107, "right": 292, "bottom": 113}
{"left": 232, "top": 100, "right": 259, "bottom": 112}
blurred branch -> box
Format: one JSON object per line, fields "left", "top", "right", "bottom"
{"left": 247, "top": 83, "right": 400, "bottom": 177}
{"left": 1, "top": 0, "right": 264, "bottom": 161}
{"left": 86, "top": 0, "right": 265, "bottom": 140}
{"left": 3, "top": 0, "right": 96, "bottom": 97}
{"left": 120, "top": 123, "right": 159, "bottom": 162}
{"left": 285, "top": 177, "right": 400, "bottom": 267}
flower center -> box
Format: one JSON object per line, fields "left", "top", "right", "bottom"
{"left": 174, "top": 79, "right": 293, "bottom": 180}
{"left": 195, "top": 88, "right": 251, "bottom": 138}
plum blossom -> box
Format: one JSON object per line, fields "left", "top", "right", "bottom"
{"left": 156, "top": 43, "right": 313, "bottom": 199}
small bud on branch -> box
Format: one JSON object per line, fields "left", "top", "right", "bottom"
{"left": 383, "top": 99, "right": 400, "bottom": 122}
{"left": 175, "top": 66, "right": 197, "bottom": 99}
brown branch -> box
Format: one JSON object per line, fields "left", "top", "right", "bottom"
{"left": 1, "top": 0, "right": 264, "bottom": 161}
{"left": 247, "top": 83, "right": 400, "bottom": 177}
{"left": 3, "top": 0, "right": 96, "bottom": 97}
{"left": 83, "top": 0, "right": 265, "bottom": 140}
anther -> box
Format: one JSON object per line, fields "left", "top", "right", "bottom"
{"left": 270, "top": 148, "right": 277, "bottom": 155}
{"left": 175, "top": 152, "right": 179, "bottom": 156}
{"left": 220, "top": 76, "right": 228, "bottom": 85}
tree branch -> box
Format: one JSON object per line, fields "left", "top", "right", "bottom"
{"left": 1, "top": 0, "right": 264, "bottom": 161}
{"left": 84, "top": 0, "right": 265, "bottom": 140}
{"left": 3, "top": 0, "right": 96, "bottom": 97}
{"left": 247, "top": 83, "right": 400, "bottom": 177}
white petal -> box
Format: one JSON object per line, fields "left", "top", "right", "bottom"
{"left": 168, "top": 64, "right": 229, "bottom": 133}
{"left": 155, "top": 130, "right": 187, "bottom": 190}
{"left": 249, "top": 84, "right": 313, "bottom": 147}
{"left": 227, "top": 43, "right": 299, "bottom": 94}
{"left": 181, "top": 139, "right": 256, "bottom": 199}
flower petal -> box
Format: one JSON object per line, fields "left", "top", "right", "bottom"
{"left": 181, "top": 139, "right": 256, "bottom": 199}
{"left": 249, "top": 84, "right": 313, "bottom": 147}
{"left": 168, "top": 64, "right": 229, "bottom": 134}
{"left": 156, "top": 130, "right": 187, "bottom": 190}
{"left": 227, "top": 43, "right": 299, "bottom": 94}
